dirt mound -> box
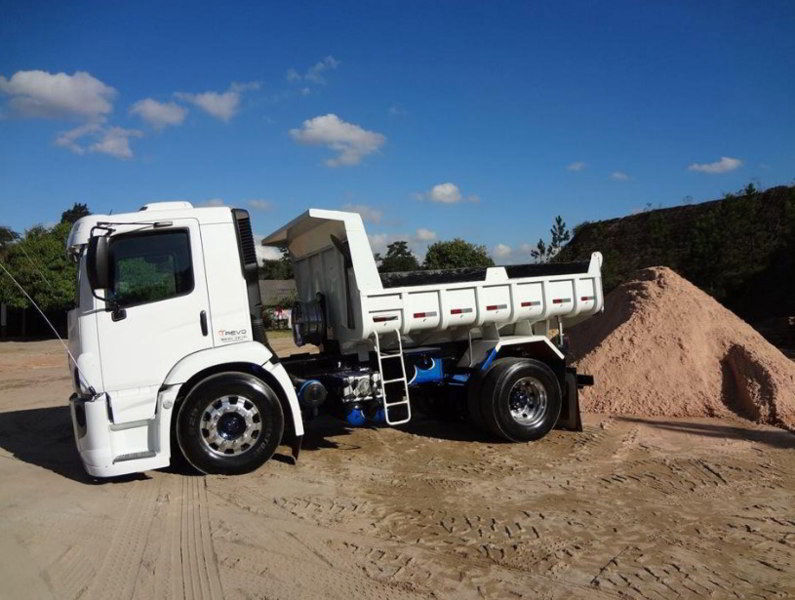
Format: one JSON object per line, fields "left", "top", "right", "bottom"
{"left": 569, "top": 267, "right": 795, "bottom": 429}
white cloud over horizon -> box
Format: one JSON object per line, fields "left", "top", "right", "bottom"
{"left": 415, "top": 227, "right": 436, "bottom": 241}
{"left": 368, "top": 228, "right": 439, "bottom": 260}
{"left": 688, "top": 156, "right": 742, "bottom": 174}
{"left": 198, "top": 198, "right": 226, "bottom": 207}
{"left": 253, "top": 234, "right": 284, "bottom": 262}
{"left": 342, "top": 203, "right": 383, "bottom": 224}
{"left": 493, "top": 243, "right": 512, "bottom": 258}
{"left": 0, "top": 70, "right": 116, "bottom": 120}
{"left": 567, "top": 161, "right": 587, "bottom": 172}
{"left": 610, "top": 171, "right": 630, "bottom": 181}
{"left": 248, "top": 199, "right": 272, "bottom": 211}
{"left": 175, "top": 81, "right": 260, "bottom": 122}
{"left": 130, "top": 98, "right": 187, "bottom": 128}
{"left": 289, "top": 114, "right": 386, "bottom": 167}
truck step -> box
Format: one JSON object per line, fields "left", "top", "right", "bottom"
{"left": 372, "top": 330, "right": 412, "bottom": 426}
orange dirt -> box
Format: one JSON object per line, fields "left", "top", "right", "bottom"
{"left": 569, "top": 266, "right": 795, "bottom": 429}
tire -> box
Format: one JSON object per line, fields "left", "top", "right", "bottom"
{"left": 479, "top": 358, "right": 562, "bottom": 442}
{"left": 176, "top": 372, "right": 284, "bottom": 475}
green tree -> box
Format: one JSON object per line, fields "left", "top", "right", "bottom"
{"left": 61, "top": 203, "right": 90, "bottom": 224}
{"left": 0, "top": 222, "right": 76, "bottom": 311}
{"left": 259, "top": 245, "right": 293, "bottom": 279}
{"left": 530, "top": 215, "right": 570, "bottom": 263}
{"left": 377, "top": 241, "right": 419, "bottom": 272}
{"left": 0, "top": 226, "right": 18, "bottom": 256}
{"left": 423, "top": 238, "right": 494, "bottom": 269}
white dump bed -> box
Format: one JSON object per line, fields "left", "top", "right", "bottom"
{"left": 263, "top": 209, "right": 603, "bottom": 350}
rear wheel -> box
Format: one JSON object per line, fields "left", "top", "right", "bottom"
{"left": 177, "top": 372, "right": 284, "bottom": 474}
{"left": 479, "top": 358, "right": 562, "bottom": 442}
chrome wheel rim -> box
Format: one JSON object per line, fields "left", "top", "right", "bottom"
{"left": 200, "top": 395, "right": 261, "bottom": 456}
{"left": 508, "top": 377, "right": 548, "bottom": 427}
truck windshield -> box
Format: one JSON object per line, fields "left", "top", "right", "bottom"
{"left": 109, "top": 229, "right": 193, "bottom": 308}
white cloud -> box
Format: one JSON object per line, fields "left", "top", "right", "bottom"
{"left": 55, "top": 123, "right": 142, "bottom": 159}
{"left": 493, "top": 243, "right": 512, "bottom": 258}
{"left": 130, "top": 98, "right": 187, "bottom": 128}
{"left": 199, "top": 198, "right": 226, "bottom": 207}
{"left": 248, "top": 199, "right": 272, "bottom": 211}
{"left": 287, "top": 56, "right": 340, "bottom": 85}
{"left": 91, "top": 126, "right": 143, "bottom": 159}
{"left": 367, "top": 229, "right": 438, "bottom": 261}
{"left": 0, "top": 70, "right": 116, "bottom": 120}
{"left": 342, "top": 203, "right": 383, "bottom": 224}
{"left": 430, "top": 182, "right": 461, "bottom": 203}
{"left": 418, "top": 182, "right": 480, "bottom": 204}
{"left": 55, "top": 123, "right": 100, "bottom": 153}
{"left": 175, "top": 81, "right": 259, "bottom": 122}
{"left": 368, "top": 233, "right": 390, "bottom": 255}
{"left": 610, "top": 171, "right": 630, "bottom": 181}
{"left": 687, "top": 156, "right": 742, "bottom": 174}
{"left": 388, "top": 104, "right": 407, "bottom": 117}
{"left": 567, "top": 161, "right": 586, "bottom": 172}
{"left": 289, "top": 114, "right": 386, "bottom": 167}
{"left": 415, "top": 228, "right": 436, "bottom": 241}
{"left": 254, "top": 234, "right": 285, "bottom": 262}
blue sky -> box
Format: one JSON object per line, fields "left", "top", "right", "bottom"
{"left": 1, "top": 1, "right": 793, "bottom": 262}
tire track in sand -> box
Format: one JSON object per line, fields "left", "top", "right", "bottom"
{"left": 149, "top": 475, "right": 224, "bottom": 600}
{"left": 83, "top": 480, "right": 158, "bottom": 600}
{"left": 82, "top": 475, "right": 223, "bottom": 600}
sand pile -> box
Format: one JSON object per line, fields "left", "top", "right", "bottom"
{"left": 569, "top": 267, "right": 795, "bottom": 429}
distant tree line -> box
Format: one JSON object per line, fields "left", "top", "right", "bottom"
{"left": 0, "top": 203, "right": 89, "bottom": 312}
{"left": 372, "top": 216, "right": 572, "bottom": 274}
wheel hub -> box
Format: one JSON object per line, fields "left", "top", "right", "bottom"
{"left": 508, "top": 376, "right": 548, "bottom": 427}
{"left": 200, "top": 395, "right": 261, "bottom": 456}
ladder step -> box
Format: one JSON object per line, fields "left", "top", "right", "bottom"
{"left": 383, "top": 378, "right": 407, "bottom": 384}
{"left": 385, "top": 400, "right": 410, "bottom": 407}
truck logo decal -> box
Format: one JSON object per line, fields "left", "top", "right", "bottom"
{"left": 217, "top": 328, "right": 248, "bottom": 343}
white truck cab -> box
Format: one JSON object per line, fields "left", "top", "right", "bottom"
{"left": 66, "top": 202, "right": 603, "bottom": 478}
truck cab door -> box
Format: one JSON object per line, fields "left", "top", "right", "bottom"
{"left": 95, "top": 219, "right": 212, "bottom": 423}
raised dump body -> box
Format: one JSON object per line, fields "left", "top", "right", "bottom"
{"left": 262, "top": 208, "right": 603, "bottom": 353}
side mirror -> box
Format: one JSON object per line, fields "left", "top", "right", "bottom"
{"left": 86, "top": 235, "right": 111, "bottom": 291}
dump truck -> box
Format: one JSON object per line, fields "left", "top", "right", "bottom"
{"left": 65, "top": 203, "right": 603, "bottom": 477}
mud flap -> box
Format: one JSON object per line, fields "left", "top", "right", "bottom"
{"left": 555, "top": 369, "right": 590, "bottom": 431}
{"left": 290, "top": 434, "right": 303, "bottom": 463}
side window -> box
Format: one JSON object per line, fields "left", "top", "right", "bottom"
{"left": 109, "top": 230, "right": 194, "bottom": 308}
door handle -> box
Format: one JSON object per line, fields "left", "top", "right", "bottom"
{"left": 199, "top": 310, "right": 208, "bottom": 336}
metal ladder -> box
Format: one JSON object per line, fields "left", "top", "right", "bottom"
{"left": 372, "top": 329, "right": 412, "bottom": 425}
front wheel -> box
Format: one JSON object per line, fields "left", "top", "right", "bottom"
{"left": 479, "top": 358, "right": 562, "bottom": 442}
{"left": 176, "top": 372, "right": 284, "bottom": 474}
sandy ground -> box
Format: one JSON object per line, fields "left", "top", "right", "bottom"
{"left": 1, "top": 339, "right": 794, "bottom": 599}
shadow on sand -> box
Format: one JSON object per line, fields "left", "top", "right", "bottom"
{"left": 0, "top": 406, "right": 149, "bottom": 484}
{"left": 614, "top": 416, "right": 795, "bottom": 450}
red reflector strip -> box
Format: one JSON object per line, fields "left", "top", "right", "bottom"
{"left": 412, "top": 311, "right": 438, "bottom": 318}
{"left": 552, "top": 298, "right": 571, "bottom": 304}
{"left": 450, "top": 307, "right": 473, "bottom": 315}
{"left": 520, "top": 301, "right": 541, "bottom": 307}
{"left": 486, "top": 304, "right": 508, "bottom": 311}
{"left": 372, "top": 314, "right": 398, "bottom": 322}
{"left": 581, "top": 296, "right": 595, "bottom": 302}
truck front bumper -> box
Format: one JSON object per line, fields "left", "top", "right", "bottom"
{"left": 69, "top": 392, "right": 171, "bottom": 478}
